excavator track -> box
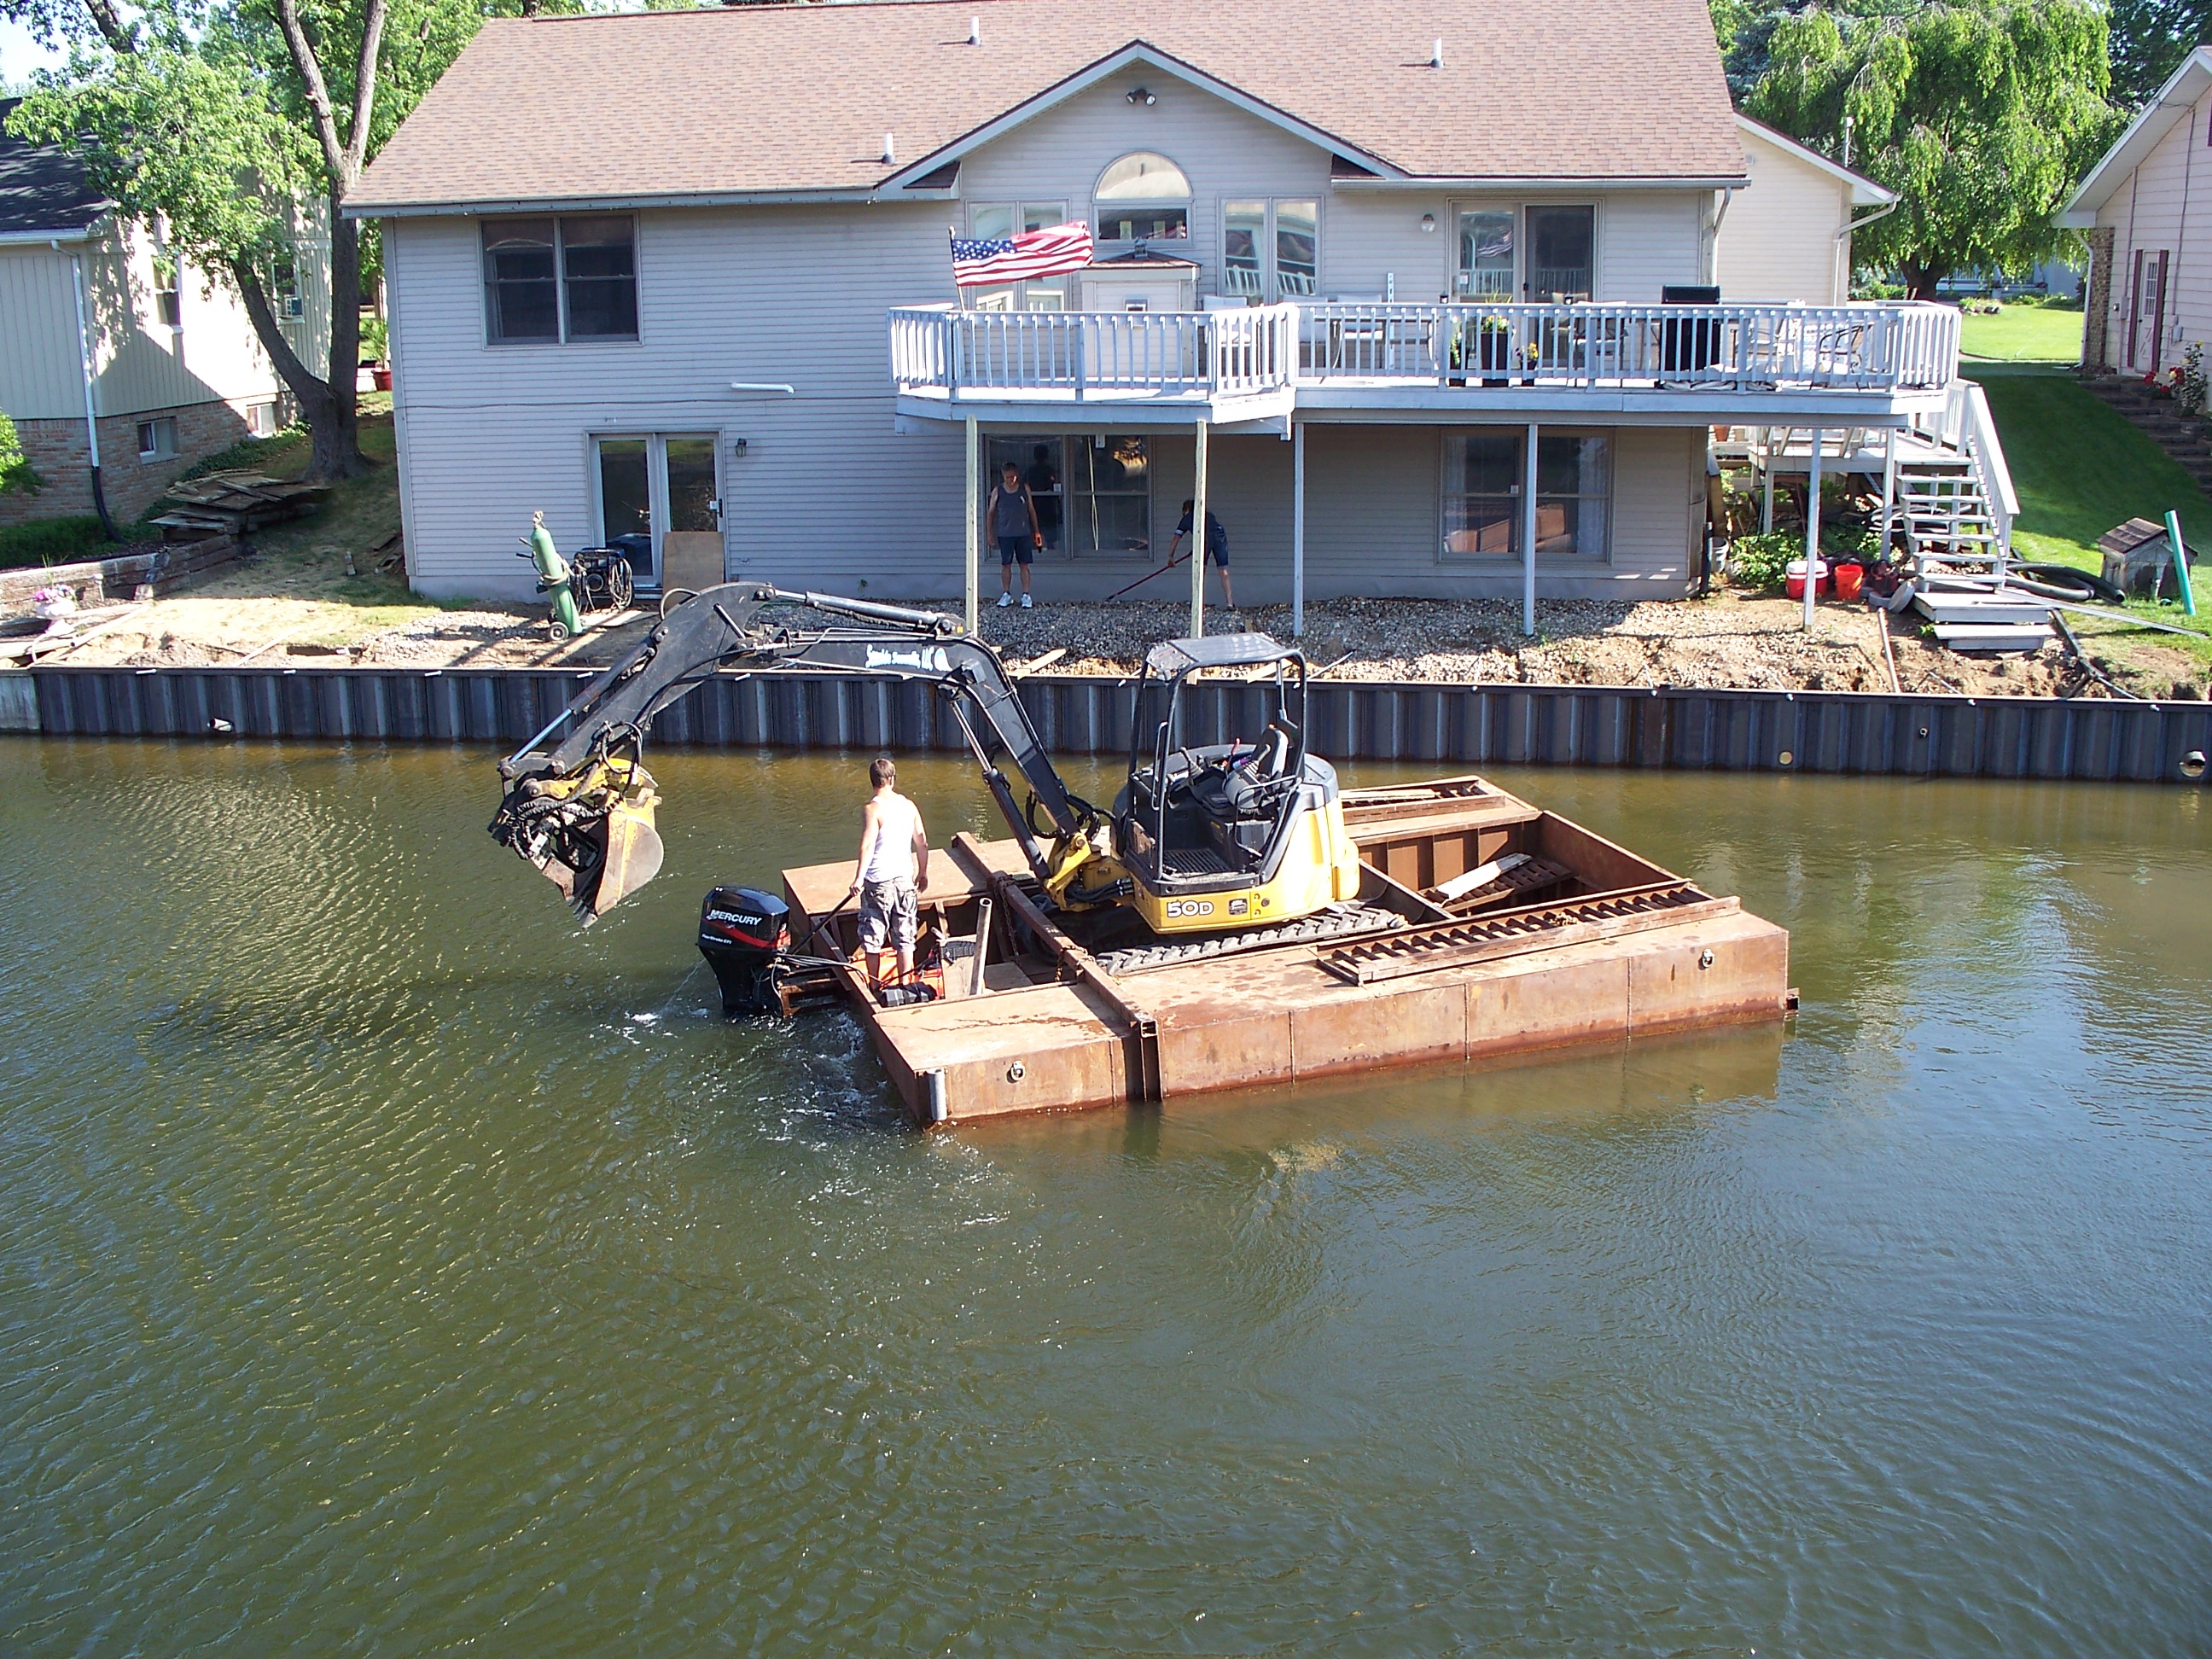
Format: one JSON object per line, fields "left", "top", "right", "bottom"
{"left": 1096, "top": 903, "right": 1406, "bottom": 976}
{"left": 1318, "top": 882, "right": 1729, "bottom": 986}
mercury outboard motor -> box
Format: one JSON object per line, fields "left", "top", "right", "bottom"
{"left": 697, "top": 885, "right": 791, "bottom": 1015}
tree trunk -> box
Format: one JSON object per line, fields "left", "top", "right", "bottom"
{"left": 228, "top": 225, "right": 370, "bottom": 484}
{"left": 224, "top": 198, "right": 370, "bottom": 482}
{"left": 1899, "top": 260, "right": 1948, "bottom": 303}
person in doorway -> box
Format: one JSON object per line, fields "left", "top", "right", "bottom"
{"left": 1026, "top": 444, "right": 1062, "bottom": 552}
{"left": 847, "top": 755, "right": 930, "bottom": 987}
{"left": 1167, "top": 498, "right": 1235, "bottom": 609}
{"left": 988, "top": 461, "right": 1043, "bottom": 608}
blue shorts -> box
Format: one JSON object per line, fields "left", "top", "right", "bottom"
{"left": 998, "top": 533, "right": 1034, "bottom": 567}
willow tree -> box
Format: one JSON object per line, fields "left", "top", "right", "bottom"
{"left": 6, "top": 0, "right": 515, "bottom": 480}
{"left": 1745, "top": 0, "right": 2118, "bottom": 298}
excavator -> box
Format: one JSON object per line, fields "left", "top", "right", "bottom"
{"left": 488, "top": 584, "right": 1377, "bottom": 970}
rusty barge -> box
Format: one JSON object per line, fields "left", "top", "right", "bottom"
{"left": 775, "top": 773, "right": 1792, "bottom": 1126}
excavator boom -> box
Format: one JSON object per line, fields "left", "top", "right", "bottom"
{"left": 490, "top": 584, "right": 1090, "bottom": 923}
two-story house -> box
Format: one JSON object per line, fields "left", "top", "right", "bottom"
{"left": 0, "top": 99, "right": 324, "bottom": 527}
{"left": 350, "top": 0, "right": 1977, "bottom": 626}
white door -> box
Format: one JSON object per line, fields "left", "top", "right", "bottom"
{"left": 594, "top": 434, "right": 722, "bottom": 588}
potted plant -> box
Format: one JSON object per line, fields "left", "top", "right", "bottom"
{"left": 31, "top": 585, "right": 79, "bottom": 626}
{"left": 1478, "top": 316, "right": 1514, "bottom": 385}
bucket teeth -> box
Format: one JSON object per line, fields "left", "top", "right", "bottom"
{"left": 490, "top": 759, "right": 662, "bottom": 924}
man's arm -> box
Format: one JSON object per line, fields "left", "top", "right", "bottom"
{"left": 849, "top": 800, "right": 877, "bottom": 894}
{"left": 1027, "top": 488, "right": 1043, "bottom": 543}
{"left": 911, "top": 810, "right": 931, "bottom": 894}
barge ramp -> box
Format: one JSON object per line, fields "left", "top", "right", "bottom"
{"left": 783, "top": 776, "right": 1790, "bottom": 1125}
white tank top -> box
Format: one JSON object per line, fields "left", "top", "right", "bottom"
{"left": 861, "top": 793, "right": 920, "bottom": 883}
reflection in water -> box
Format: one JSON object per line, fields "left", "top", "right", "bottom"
{"left": 1, "top": 742, "right": 2207, "bottom": 1656}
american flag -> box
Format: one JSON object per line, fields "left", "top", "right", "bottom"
{"left": 950, "top": 221, "right": 1095, "bottom": 287}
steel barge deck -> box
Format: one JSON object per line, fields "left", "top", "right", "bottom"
{"left": 781, "top": 775, "right": 1791, "bottom": 1126}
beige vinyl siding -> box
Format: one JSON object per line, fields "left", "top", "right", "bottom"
{"left": 1593, "top": 194, "right": 1704, "bottom": 300}
{"left": 0, "top": 247, "right": 87, "bottom": 420}
{"left": 2104, "top": 91, "right": 2208, "bottom": 374}
{"left": 1719, "top": 127, "right": 1850, "bottom": 303}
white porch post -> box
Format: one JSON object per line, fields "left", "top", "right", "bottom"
{"left": 1761, "top": 426, "right": 1777, "bottom": 534}
{"left": 1804, "top": 425, "right": 1825, "bottom": 631}
{"left": 1191, "top": 417, "right": 1209, "bottom": 638}
{"left": 1878, "top": 428, "right": 1897, "bottom": 561}
{"left": 1291, "top": 419, "right": 1307, "bottom": 637}
{"left": 1521, "top": 420, "right": 1540, "bottom": 637}
{"left": 963, "top": 416, "right": 980, "bottom": 633}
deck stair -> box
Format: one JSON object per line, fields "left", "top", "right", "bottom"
{"left": 1911, "top": 586, "right": 2052, "bottom": 653}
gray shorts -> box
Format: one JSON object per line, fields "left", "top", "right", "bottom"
{"left": 856, "top": 878, "right": 918, "bottom": 954}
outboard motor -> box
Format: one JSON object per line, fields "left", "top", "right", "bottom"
{"left": 697, "top": 885, "right": 791, "bottom": 1015}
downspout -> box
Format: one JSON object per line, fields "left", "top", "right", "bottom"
{"left": 1836, "top": 199, "right": 1898, "bottom": 306}
{"left": 69, "top": 251, "right": 118, "bottom": 541}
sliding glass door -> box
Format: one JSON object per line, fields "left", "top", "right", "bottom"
{"left": 593, "top": 433, "right": 722, "bottom": 587}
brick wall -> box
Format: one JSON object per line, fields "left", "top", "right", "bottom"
{"left": 2082, "top": 226, "right": 2116, "bottom": 372}
{"left": 0, "top": 397, "right": 259, "bottom": 528}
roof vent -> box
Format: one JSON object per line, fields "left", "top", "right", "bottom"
{"left": 882, "top": 131, "right": 896, "bottom": 165}
{"left": 1430, "top": 37, "right": 1444, "bottom": 67}
{"left": 968, "top": 14, "right": 980, "bottom": 44}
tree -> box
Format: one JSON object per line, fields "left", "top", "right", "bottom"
{"left": 1746, "top": 0, "right": 2120, "bottom": 298}
{"left": 4, "top": 0, "right": 509, "bottom": 480}
{"left": 2105, "top": 0, "right": 2212, "bottom": 108}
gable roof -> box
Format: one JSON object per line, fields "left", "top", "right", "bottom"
{"left": 1735, "top": 114, "right": 1895, "bottom": 209}
{"left": 350, "top": 0, "right": 1747, "bottom": 217}
{"left": 2059, "top": 46, "right": 2212, "bottom": 226}
{"left": 0, "top": 98, "right": 114, "bottom": 242}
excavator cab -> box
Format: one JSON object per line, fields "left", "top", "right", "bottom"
{"left": 1110, "top": 634, "right": 1364, "bottom": 936}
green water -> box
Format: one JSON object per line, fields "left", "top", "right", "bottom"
{"left": 1, "top": 740, "right": 2207, "bottom": 1656}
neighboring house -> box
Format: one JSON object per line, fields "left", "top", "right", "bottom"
{"left": 2061, "top": 46, "right": 2212, "bottom": 375}
{"left": 350, "top": 0, "right": 1978, "bottom": 609}
{"left": 1719, "top": 115, "right": 1895, "bottom": 305}
{"left": 0, "top": 98, "right": 310, "bottom": 527}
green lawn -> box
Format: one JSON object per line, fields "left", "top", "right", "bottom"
{"left": 1966, "top": 363, "right": 2212, "bottom": 663}
{"left": 1959, "top": 302, "right": 2086, "bottom": 363}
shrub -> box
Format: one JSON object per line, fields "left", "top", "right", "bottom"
{"left": 0, "top": 411, "right": 44, "bottom": 498}
{"left": 178, "top": 426, "right": 307, "bottom": 483}
{"left": 0, "top": 516, "right": 111, "bottom": 571}
{"left": 1726, "top": 531, "right": 1797, "bottom": 593}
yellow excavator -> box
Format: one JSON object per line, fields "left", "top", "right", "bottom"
{"left": 489, "top": 584, "right": 1371, "bottom": 957}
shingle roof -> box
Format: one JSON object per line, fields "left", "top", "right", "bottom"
{"left": 0, "top": 98, "right": 113, "bottom": 237}
{"left": 351, "top": 0, "right": 1745, "bottom": 215}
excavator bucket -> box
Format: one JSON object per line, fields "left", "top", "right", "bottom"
{"left": 489, "top": 756, "right": 664, "bottom": 925}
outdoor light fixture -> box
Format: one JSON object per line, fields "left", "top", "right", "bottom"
{"left": 1126, "top": 86, "right": 1155, "bottom": 105}
{"left": 1420, "top": 213, "right": 1436, "bottom": 233}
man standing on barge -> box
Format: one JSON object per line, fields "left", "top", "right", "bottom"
{"left": 848, "top": 756, "right": 930, "bottom": 986}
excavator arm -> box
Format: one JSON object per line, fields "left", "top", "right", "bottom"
{"left": 491, "top": 584, "right": 1098, "bottom": 923}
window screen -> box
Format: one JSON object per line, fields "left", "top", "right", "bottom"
{"left": 483, "top": 219, "right": 558, "bottom": 341}
{"left": 562, "top": 216, "right": 637, "bottom": 339}
{"left": 1442, "top": 432, "right": 1610, "bottom": 560}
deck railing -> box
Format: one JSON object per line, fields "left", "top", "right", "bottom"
{"left": 890, "top": 303, "right": 1296, "bottom": 401}
{"left": 888, "top": 300, "right": 1962, "bottom": 401}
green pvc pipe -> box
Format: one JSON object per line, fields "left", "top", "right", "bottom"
{"left": 530, "top": 517, "right": 582, "bottom": 636}
{"left": 2166, "top": 510, "right": 2197, "bottom": 616}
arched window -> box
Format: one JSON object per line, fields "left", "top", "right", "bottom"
{"left": 1094, "top": 152, "right": 1190, "bottom": 242}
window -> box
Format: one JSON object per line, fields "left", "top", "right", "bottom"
{"left": 963, "top": 202, "right": 1070, "bottom": 311}
{"left": 137, "top": 417, "right": 178, "bottom": 460}
{"left": 1455, "top": 209, "right": 1515, "bottom": 302}
{"left": 271, "top": 254, "right": 304, "bottom": 320}
{"left": 483, "top": 216, "right": 637, "bottom": 344}
{"left": 1525, "top": 206, "right": 1594, "bottom": 301}
{"left": 989, "top": 434, "right": 1150, "bottom": 558}
{"left": 1442, "top": 431, "right": 1610, "bottom": 561}
{"left": 247, "top": 402, "right": 278, "bottom": 439}
{"left": 1095, "top": 152, "right": 1190, "bottom": 242}
{"left": 1223, "top": 199, "right": 1318, "bottom": 300}
{"left": 152, "top": 253, "right": 181, "bottom": 329}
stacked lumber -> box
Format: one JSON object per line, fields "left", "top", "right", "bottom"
{"left": 151, "top": 471, "right": 328, "bottom": 537}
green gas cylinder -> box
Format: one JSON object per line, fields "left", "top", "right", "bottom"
{"left": 530, "top": 515, "right": 582, "bottom": 637}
